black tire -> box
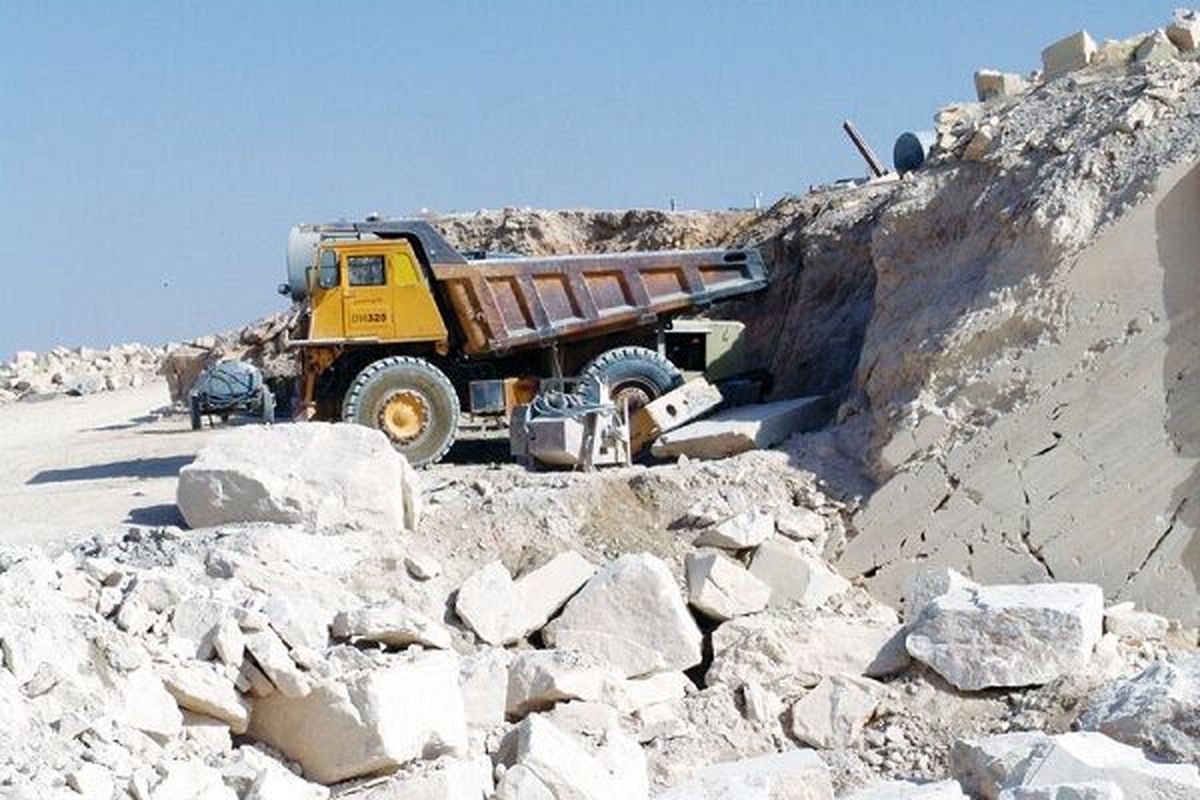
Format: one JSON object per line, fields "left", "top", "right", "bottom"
{"left": 580, "top": 346, "right": 683, "bottom": 411}
{"left": 261, "top": 386, "right": 276, "bottom": 425}
{"left": 342, "top": 356, "right": 460, "bottom": 467}
{"left": 189, "top": 396, "right": 203, "bottom": 430}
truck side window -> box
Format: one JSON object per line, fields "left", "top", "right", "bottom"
{"left": 318, "top": 249, "right": 339, "bottom": 288}
{"left": 347, "top": 255, "right": 386, "bottom": 286}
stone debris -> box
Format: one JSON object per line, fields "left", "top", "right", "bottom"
{"left": 543, "top": 553, "right": 702, "bottom": 678}
{"left": 1041, "top": 30, "right": 1097, "bottom": 79}
{"left": 904, "top": 567, "right": 976, "bottom": 621}
{"left": 707, "top": 605, "right": 909, "bottom": 690}
{"left": 1078, "top": 655, "right": 1200, "bottom": 765}
{"left": 455, "top": 552, "right": 595, "bottom": 647}
{"left": 493, "top": 714, "right": 632, "bottom": 799}
{"left": 505, "top": 649, "right": 614, "bottom": 718}
{"left": 748, "top": 538, "right": 850, "bottom": 608}
{"left": 331, "top": 603, "right": 453, "bottom": 650}
{"left": 695, "top": 509, "right": 776, "bottom": 550}
{"left": 906, "top": 583, "right": 1104, "bottom": 691}
{"left": 161, "top": 661, "right": 251, "bottom": 733}
{"left": 651, "top": 397, "right": 833, "bottom": 459}
{"left": 975, "top": 70, "right": 1029, "bottom": 102}
{"left": 1167, "top": 12, "right": 1200, "bottom": 51}
{"left": 0, "top": 343, "right": 166, "bottom": 404}
{"left": 951, "top": 731, "right": 1200, "bottom": 798}
{"left": 404, "top": 551, "right": 443, "bottom": 581}
{"left": 844, "top": 781, "right": 968, "bottom": 799}
{"left": 249, "top": 651, "right": 468, "bottom": 783}
{"left": 1135, "top": 29, "right": 1180, "bottom": 64}
{"left": 177, "top": 423, "right": 421, "bottom": 532}
{"left": 789, "top": 673, "right": 886, "bottom": 749}
{"left": 1102, "top": 602, "right": 1169, "bottom": 642}
{"left": 656, "top": 750, "right": 835, "bottom": 800}
{"left": 685, "top": 549, "right": 772, "bottom": 621}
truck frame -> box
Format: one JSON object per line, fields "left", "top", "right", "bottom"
{"left": 284, "top": 219, "right": 767, "bottom": 466}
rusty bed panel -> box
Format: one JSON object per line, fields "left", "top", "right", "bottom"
{"left": 431, "top": 248, "right": 767, "bottom": 356}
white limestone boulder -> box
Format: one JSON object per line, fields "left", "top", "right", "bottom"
{"left": 459, "top": 648, "right": 511, "bottom": 729}
{"left": 493, "top": 714, "right": 634, "bottom": 800}
{"left": 748, "top": 539, "right": 850, "bottom": 609}
{"left": 951, "top": 731, "right": 1200, "bottom": 799}
{"left": 455, "top": 552, "right": 596, "bottom": 647}
{"left": 177, "top": 423, "right": 421, "bottom": 532}
{"left": 657, "top": 750, "right": 834, "bottom": 800}
{"left": 997, "top": 783, "right": 1123, "bottom": 799}
{"left": 906, "top": 583, "right": 1104, "bottom": 691}
{"left": 332, "top": 603, "right": 452, "bottom": 650}
{"left": 707, "top": 607, "right": 909, "bottom": 690}
{"left": 344, "top": 757, "right": 493, "bottom": 800}
{"left": 1103, "top": 602, "right": 1169, "bottom": 642}
{"left": 505, "top": 650, "right": 615, "bottom": 719}
{"left": 686, "top": 550, "right": 771, "bottom": 621}
{"left": 695, "top": 510, "right": 775, "bottom": 550}
{"left": 844, "top": 782, "right": 968, "bottom": 799}
{"left": 1078, "top": 655, "right": 1200, "bottom": 764}
{"left": 543, "top": 553, "right": 702, "bottom": 678}
{"left": 249, "top": 650, "right": 467, "bottom": 784}
{"left": 153, "top": 760, "right": 237, "bottom": 800}
{"left": 904, "top": 567, "right": 976, "bottom": 622}
{"left": 160, "top": 661, "right": 251, "bottom": 734}
{"left": 789, "top": 674, "right": 885, "bottom": 749}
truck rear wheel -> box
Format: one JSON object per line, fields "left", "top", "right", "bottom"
{"left": 342, "top": 357, "right": 459, "bottom": 467}
{"left": 580, "top": 346, "right": 682, "bottom": 411}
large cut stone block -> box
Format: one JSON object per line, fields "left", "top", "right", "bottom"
{"left": 177, "top": 423, "right": 420, "bottom": 532}
{"left": 651, "top": 397, "right": 833, "bottom": 459}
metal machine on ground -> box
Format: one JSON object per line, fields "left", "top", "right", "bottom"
{"left": 281, "top": 219, "right": 769, "bottom": 466}
{"left": 189, "top": 360, "right": 275, "bottom": 430}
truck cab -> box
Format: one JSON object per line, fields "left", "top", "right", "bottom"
{"left": 308, "top": 240, "right": 448, "bottom": 347}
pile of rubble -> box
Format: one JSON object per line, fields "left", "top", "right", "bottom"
{"left": 1, "top": 423, "right": 1198, "bottom": 800}
{"left": 161, "top": 311, "right": 300, "bottom": 406}
{"left": 431, "top": 208, "right": 755, "bottom": 258}
{"left": 0, "top": 344, "right": 168, "bottom": 404}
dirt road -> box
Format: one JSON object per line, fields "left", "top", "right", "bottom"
{"left": 0, "top": 380, "right": 206, "bottom": 548}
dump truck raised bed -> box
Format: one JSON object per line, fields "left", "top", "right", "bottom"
{"left": 283, "top": 219, "right": 768, "bottom": 466}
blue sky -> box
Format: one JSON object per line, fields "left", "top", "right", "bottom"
{"left": 0, "top": 1, "right": 1180, "bottom": 354}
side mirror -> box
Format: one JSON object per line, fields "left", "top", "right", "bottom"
{"left": 317, "top": 249, "right": 339, "bottom": 289}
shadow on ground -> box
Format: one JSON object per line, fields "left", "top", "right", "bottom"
{"left": 27, "top": 455, "right": 195, "bottom": 484}
{"left": 126, "top": 504, "right": 186, "bottom": 526}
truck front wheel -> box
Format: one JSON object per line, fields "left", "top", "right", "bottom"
{"left": 342, "top": 357, "right": 460, "bottom": 467}
{"left": 580, "top": 346, "right": 683, "bottom": 411}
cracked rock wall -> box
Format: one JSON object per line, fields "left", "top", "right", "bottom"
{"left": 839, "top": 161, "right": 1200, "bottom": 624}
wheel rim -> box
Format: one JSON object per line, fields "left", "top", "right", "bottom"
{"left": 378, "top": 389, "right": 430, "bottom": 444}
{"left": 610, "top": 380, "right": 656, "bottom": 411}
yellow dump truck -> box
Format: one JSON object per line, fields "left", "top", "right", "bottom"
{"left": 283, "top": 219, "right": 768, "bottom": 465}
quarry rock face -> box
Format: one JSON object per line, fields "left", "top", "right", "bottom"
{"left": 838, "top": 147, "right": 1200, "bottom": 628}
{"left": 176, "top": 423, "right": 421, "bottom": 532}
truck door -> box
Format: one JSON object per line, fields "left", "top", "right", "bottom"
{"left": 342, "top": 253, "right": 395, "bottom": 339}
{"left": 387, "top": 247, "right": 449, "bottom": 341}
